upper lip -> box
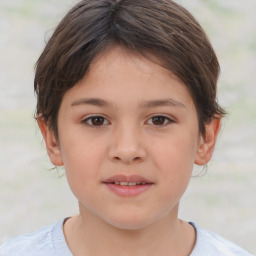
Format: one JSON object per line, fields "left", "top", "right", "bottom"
{"left": 103, "top": 175, "right": 153, "bottom": 184}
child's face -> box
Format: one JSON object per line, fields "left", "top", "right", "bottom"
{"left": 40, "top": 46, "right": 218, "bottom": 230}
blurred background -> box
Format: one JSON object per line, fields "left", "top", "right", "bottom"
{"left": 0, "top": 0, "right": 255, "bottom": 253}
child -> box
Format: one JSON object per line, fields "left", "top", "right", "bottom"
{"left": 0, "top": 0, "right": 253, "bottom": 255}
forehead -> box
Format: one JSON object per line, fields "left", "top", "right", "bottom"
{"left": 61, "top": 46, "right": 195, "bottom": 111}
{"left": 91, "top": 46, "right": 165, "bottom": 75}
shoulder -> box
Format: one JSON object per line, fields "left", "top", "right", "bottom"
{"left": 0, "top": 224, "right": 54, "bottom": 256}
{"left": 190, "top": 223, "right": 254, "bottom": 256}
{"left": 0, "top": 219, "right": 71, "bottom": 256}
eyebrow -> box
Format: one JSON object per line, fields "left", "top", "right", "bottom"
{"left": 140, "top": 98, "right": 185, "bottom": 108}
{"left": 71, "top": 98, "right": 110, "bottom": 107}
{"left": 71, "top": 97, "right": 185, "bottom": 108}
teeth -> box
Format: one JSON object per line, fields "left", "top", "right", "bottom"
{"left": 114, "top": 182, "right": 145, "bottom": 186}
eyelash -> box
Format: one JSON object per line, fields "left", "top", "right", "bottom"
{"left": 81, "top": 115, "right": 174, "bottom": 127}
{"left": 82, "top": 115, "right": 109, "bottom": 127}
{"left": 147, "top": 115, "right": 174, "bottom": 126}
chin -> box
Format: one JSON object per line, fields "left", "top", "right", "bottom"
{"left": 103, "top": 212, "right": 158, "bottom": 231}
{"left": 109, "top": 220, "right": 152, "bottom": 231}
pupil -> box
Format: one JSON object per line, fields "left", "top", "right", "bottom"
{"left": 152, "top": 116, "right": 165, "bottom": 125}
{"left": 92, "top": 117, "right": 104, "bottom": 126}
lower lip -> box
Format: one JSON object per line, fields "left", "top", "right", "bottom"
{"left": 104, "top": 183, "right": 153, "bottom": 197}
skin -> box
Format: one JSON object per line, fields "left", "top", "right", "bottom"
{"left": 38, "top": 46, "right": 220, "bottom": 256}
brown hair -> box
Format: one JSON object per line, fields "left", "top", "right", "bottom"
{"left": 34, "top": 0, "right": 225, "bottom": 138}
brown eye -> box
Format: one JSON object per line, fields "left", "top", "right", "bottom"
{"left": 148, "top": 116, "right": 173, "bottom": 126}
{"left": 91, "top": 117, "right": 105, "bottom": 126}
{"left": 83, "top": 116, "right": 108, "bottom": 126}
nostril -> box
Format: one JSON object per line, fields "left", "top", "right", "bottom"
{"left": 108, "top": 144, "right": 147, "bottom": 164}
{"left": 112, "top": 156, "right": 141, "bottom": 163}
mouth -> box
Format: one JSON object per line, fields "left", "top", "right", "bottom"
{"left": 102, "top": 175, "right": 154, "bottom": 197}
{"left": 106, "top": 181, "right": 149, "bottom": 186}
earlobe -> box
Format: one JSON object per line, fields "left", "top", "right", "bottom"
{"left": 195, "top": 118, "right": 221, "bottom": 166}
{"left": 37, "top": 116, "right": 64, "bottom": 166}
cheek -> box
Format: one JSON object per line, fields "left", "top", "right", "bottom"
{"left": 60, "top": 140, "right": 107, "bottom": 206}
{"left": 59, "top": 135, "right": 106, "bottom": 184}
{"left": 150, "top": 135, "right": 197, "bottom": 207}
{"left": 150, "top": 131, "right": 198, "bottom": 182}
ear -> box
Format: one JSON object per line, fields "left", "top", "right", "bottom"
{"left": 195, "top": 118, "right": 221, "bottom": 166}
{"left": 37, "top": 117, "right": 64, "bottom": 166}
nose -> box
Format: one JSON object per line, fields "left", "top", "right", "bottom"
{"left": 108, "top": 124, "right": 147, "bottom": 165}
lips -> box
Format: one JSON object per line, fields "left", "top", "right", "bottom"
{"left": 104, "top": 174, "right": 153, "bottom": 184}
{"left": 103, "top": 175, "right": 154, "bottom": 197}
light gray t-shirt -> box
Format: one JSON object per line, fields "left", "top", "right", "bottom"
{"left": 0, "top": 219, "right": 254, "bottom": 256}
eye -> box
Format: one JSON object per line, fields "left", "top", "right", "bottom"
{"left": 82, "top": 116, "right": 109, "bottom": 127}
{"left": 147, "top": 115, "right": 174, "bottom": 126}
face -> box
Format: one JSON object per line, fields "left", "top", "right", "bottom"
{"left": 39, "top": 46, "right": 219, "bottom": 230}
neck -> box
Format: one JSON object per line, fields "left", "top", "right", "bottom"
{"left": 64, "top": 205, "right": 195, "bottom": 256}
